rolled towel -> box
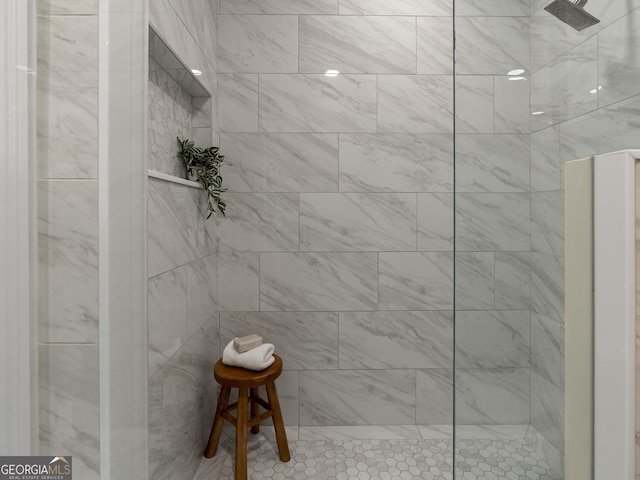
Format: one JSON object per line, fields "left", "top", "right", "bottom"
{"left": 222, "top": 340, "right": 275, "bottom": 371}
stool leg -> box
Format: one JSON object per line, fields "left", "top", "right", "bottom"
{"left": 250, "top": 387, "right": 260, "bottom": 434}
{"left": 204, "top": 386, "right": 231, "bottom": 458}
{"left": 265, "top": 382, "right": 290, "bottom": 462}
{"left": 235, "top": 387, "right": 249, "bottom": 480}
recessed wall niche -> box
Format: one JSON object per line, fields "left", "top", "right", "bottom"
{"left": 148, "top": 26, "right": 212, "bottom": 178}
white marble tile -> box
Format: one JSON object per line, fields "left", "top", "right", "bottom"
{"left": 220, "top": 0, "right": 338, "bottom": 14}
{"left": 186, "top": 256, "right": 217, "bottom": 337}
{"left": 495, "top": 252, "right": 531, "bottom": 309}
{"left": 37, "top": 81, "right": 98, "bottom": 179}
{"left": 339, "top": 134, "right": 453, "bottom": 193}
{"left": 455, "top": 17, "right": 529, "bottom": 75}
{"left": 531, "top": 190, "right": 563, "bottom": 256}
{"left": 38, "top": 180, "right": 98, "bottom": 343}
{"left": 378, "top": 252, "right": 454, "bottom": 310}
{"left": 531, "top": 313, "right": 564, "bottom": 389}
{"left": 416, "top": 369, "right": 453, "bottom": 425}
{"left": 299, "top": 16, "right": 416, "bottom": 74}
{"left": 598, "top": 8, "right": 640, "bottom": 107}
{"left": 456, "top": 0, "right": 529, "bottom": 16}
{"left": 378, "top": 75, "right": 453, "bottom": 133}
{"left": 494, "top": 76, "right": 530, "bottom": 134}
{"left": 169, "top": 0, "right": 205, "bottom": 48}
{"left": 417, "top": 193, "right": 454, "bottom": 252}
{"left": 219, "top": 311, "right": 339, "bottom": 370}
{"left": 455, "top": 76, "right": 494, "bottom": 134}
{"left": 39, "top": 344, "right": 100, "bottom": 480}
{"left": 338, "top": 0, "right": 452, "bottom": 15}
{"left": 299, "top": 370, "right": 415, "bottom": 425}
{"left": 219, "top": 15, "right": 297, "bottom": 73}
{"left": 150, "top": 0, "right": 189, "bottom": 66}
{"left": 221, "top": 133, "right": 339, "bottom": 193}
{"left": 148, "top": 267, "right": 188, "bottom": 377}
{"left": 260, "top": 252, "right": 378, "bottom": 311}
{"left": 455, "top": 134, "right": 529, "bottom": 192}
{"left": 455, "top": 368, "right": 530, "bottom": 425}
{"left": 417, "top": 17, "right": 453, "bottom": 74}
{"left": 37, "top": 0, "right": 98, "bottom": 13}
{"left": 531, "top": 126, "right": 560, "bottom": 191}
{"left": 455, "top": 193, "right": 531, "bottom": 252}
{"left": 217, "top": 252, "right": 259, "bottom": 312}
{"left": 259, "top": 74, "right": 377, "bottom": 133}
{"left": 148, "top": 370, "right": 163, "bottom": 477}
{"left": 455, "top": 252, "right": 494, "bottom": 310}
{"left": 531, "top": 37, "right": 598, "bottom": 130}
{"left": 524, "top": 425, "right": 564, "bottom": 477}
{"left": 457, "top": 425, "right": 529, "bottom": 440}
{"left": 559, "top": 96, "right": 640, "bottom": 163}
{"left": 455, "top": 310, "right": 530, "bottom": 369}
{"left": 217, "top": 193, "right": 299, "bottom": 252}
{"left": 339, "top": 311, "right": 453, "bottom": 369}
{"left": 299, "top": 425, "right": 422, "bottom": 440}
{"left": 417, "top": 424, "right": 453, "bottom": 439}
{"left": 218, "top": 74, "right": 259, "bottom": 132}
{"left": 531, "top": 370, "right": 564, "bottom": 454}
{"left": 300, "top": 193, "right": 417, "bottom": 251}
{"left": 530, "top": 252, "right": 564, "bottom": 322}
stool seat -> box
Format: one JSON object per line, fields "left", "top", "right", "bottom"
{"left": 214, "top": 355, "right": 282, "bottom": 388}
{"left": 204, "top": 354, "right": 290, "bottom": 480}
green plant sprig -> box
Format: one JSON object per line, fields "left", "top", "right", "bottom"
{"left": 177, "top": 137, "right": 227, "bottom": 219}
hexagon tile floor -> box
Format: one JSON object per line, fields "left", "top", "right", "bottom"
{"left": 193, "top": 436, "right": 561, "bottom": 480}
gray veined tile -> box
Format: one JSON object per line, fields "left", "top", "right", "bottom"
{"left": 260, "top": 252, "right": 378, "bottom": 311}
{"left": 217, "top": 252, "right": 259, "bottom": 312}
{"left": 149, "top": 0, "right": 189, "bottom": 64}
{"left": 455, "top": 17, "right": 529, "bottom": 75}
{"left": 220, "top": 312, "right": 339, "bottom": 370}
{"left": 417, "top": 193, "right": 454, "bottom": 252}
{"left": 300, "top": 193, "right": 417, "bottom": 251}
{"left": 455, "top": 252, "right": 494, "bottom": 310}
{"left": 456, "top": 0, "right": 530, "bottom": 16}
{"left": 530, "top": 252, "right": 564, "bottom": 322}
{"left": 456, "top": 193, "right": 531, "bottom": 252}
{"left": 186, "top": 256, "right": 217, "bottom": 337}
{"left": 259, "top": 74, "right": 377, "bottom": 133}
{"left": 416, "top": 370, "right": 453, "bottom": 425}
{"left": 299, "top": 370, "right": 415, "bottom": 425}
{"left": 339, "top": 311, "right": 453, "bottom": 369}
{"left": 220, "top": 0, "right": 338, "bottom": 14}
{"left": 218, "top": 74, "right": 259, "bottom": 132}
{"left": 495, "top": 76, "right": 530, "bottom": 134}
{"left": 37, "top": 0, "right": 98, "bottom": 14}
{"left": 378, "top": 75, "right": 454, "bottom": 133}
{"left": 38, "top": 180, "right": 98, "bottom": 343}
{"left": 338, "top": 0, "right": 452, "bottom": 16}
{"left": 378, "top": 252, "right": 454, "bottom": 310}
{"left": 168, "top": 0, "right": 205, "bottom": 48}
{"left": 495, "top": 252, "right": 531, "bottom": 309}
{"left": 299, "top": 425, "right": 422, "bottom": 440}
{"left": 531, "top": 191, "right": 563, "bottom": 256}
{"left": 220, "top": 133, "right": 339, "bottom": 193}
{"left": 454, "top": 76, "right": 494, "bottom": 134}
{"left": 218, "top": 15, "right": 298, "bottom": 73}
{"left": 531, "top": 125, "right": 560, "bottom": 191}
{"left": 531, "top": 370, "right": 564, "bottom": 454}
{"left": 531, "top": 37, "right": 598, "bottom": 130}
{"left": 299, "top": 16, "right": 416, "bottom": 74}
{"left": 455, "top": 310, "right": 530, "bottom": 369}
{"left": 455, "top": 134, "right": 530, "bottom": 192}
{"left": 598, "top": 8, "right": 640, "bottom": 107}
{"left": 217, "top": 193, "right": 299, "bottom": 252}
{"left": 339, "top": 134, "right": 453, "bottom": 193}
{"left": 417, "top": 17, "right": 453, "bottom": 74}
{"left": 531, "top": 312, "right": 564, "bottom": 389}
{"left": 455, "top": 368, "right": 530, "bottom": 425}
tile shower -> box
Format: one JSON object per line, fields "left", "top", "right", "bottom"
{"left": 27, "top": 0, "right": 640, "bottom": 478}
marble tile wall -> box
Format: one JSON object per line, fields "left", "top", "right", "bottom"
{"left": 529, "top": 1, "right": 640, "bottom": 470}
{"left": 217, "top": 0, "right": 456, "bottom": 428}
{"left": 148, "top": 2, "right": 220, "bottom": 480}
{"left": 636, "top": 162, "right": 640, "bottom": 479}
{"left": 36, "top": 3, "right": 101, "bottom": 478}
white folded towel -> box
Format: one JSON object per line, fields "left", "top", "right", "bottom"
{"left": 222, "top": 340, "right": 275, "bottom": 371}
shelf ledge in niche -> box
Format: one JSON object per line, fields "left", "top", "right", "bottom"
{"left": 148, "top": 170, "right": 201, "bottom": 189}
{"left": 149, "top": 26, "right": 210, "bottom": 97}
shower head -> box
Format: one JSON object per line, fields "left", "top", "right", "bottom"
{"left": 544, "top": 0, "right": 600, "bottom": 31}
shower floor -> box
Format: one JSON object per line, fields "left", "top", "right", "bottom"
{"left": 193, "top": 427, "right": 561, "bottom": 480}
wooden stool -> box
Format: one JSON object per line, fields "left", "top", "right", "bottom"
{"left": 204, "top": 354, "right": 290, "bottom": 480}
